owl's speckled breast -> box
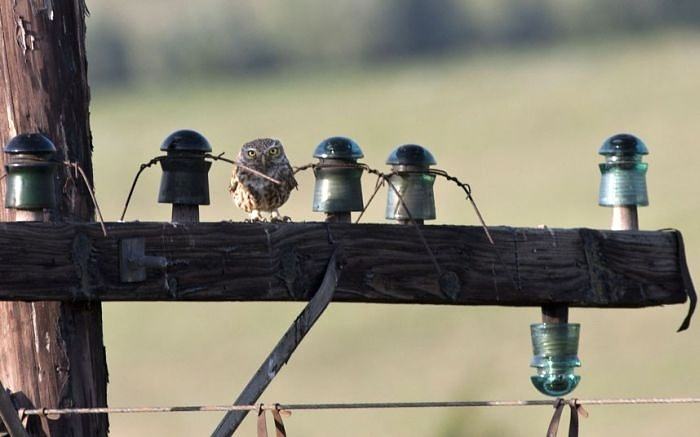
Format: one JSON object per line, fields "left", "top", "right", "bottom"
{"left": 231, "top": 165, "right": 296, "bottom": 213}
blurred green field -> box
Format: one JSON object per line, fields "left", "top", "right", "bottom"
{"left": 91, "top": 32, "right": 700, "bottom": 436}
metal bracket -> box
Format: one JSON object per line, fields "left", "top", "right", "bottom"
{"left": 119, "top": 238, "right": 168, "bottom": 283}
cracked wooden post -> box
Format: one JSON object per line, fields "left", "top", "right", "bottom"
{"left": 0, "top": 2, "right": 108, "bottom": 436}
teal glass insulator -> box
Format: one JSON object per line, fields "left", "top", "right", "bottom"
{"left": 158, "top": 130, "right": 212, "bottom": 205}
{"left": 312, "top": 137, "right": 364, "bottom": 213}
{"left": 530, "top": 323, "right": 581, "bottom": 397}
{"left": 385, "top": 172, "right": 437, "bottom": 220}
{"left": 385, "top": 144, "right": 437, "bottom": 221}
{"left": 598, "top": 133, "right": 649, "bottom": 207}
{"left": 3, "top": 133, "right": 58, "bottom": 210}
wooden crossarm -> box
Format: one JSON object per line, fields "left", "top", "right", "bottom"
{"left": 0, "top": 222, "right": 692, "bottom": 309}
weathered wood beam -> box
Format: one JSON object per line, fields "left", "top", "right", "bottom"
{"left": 0, "top": 222, "right": 692, "bottom": 308}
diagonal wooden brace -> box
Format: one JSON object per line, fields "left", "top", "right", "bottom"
{"left": 212, "top": 249, "right": 341, "bottom": 436}
{"left": 0, "top": 381, "right": 28, "bottom": 437}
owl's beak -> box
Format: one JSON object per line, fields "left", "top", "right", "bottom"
{"left": 261, "top": 154, "right": 267, "bottom": 169}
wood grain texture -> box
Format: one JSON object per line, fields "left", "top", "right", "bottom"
{"left": 0, "top": 222, "right": 691, "bottom": 308}
{"left": 0, "top": 1, "right": 108, "bottom": 435}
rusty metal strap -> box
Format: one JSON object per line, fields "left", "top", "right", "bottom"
{"left": 546, "top": 399, "right": 587, "bottom": 437}
{"left": 257, "top": 405, "right": 287, "bottom": 437}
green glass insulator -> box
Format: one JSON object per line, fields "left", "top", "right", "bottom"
{"left": 313, "top": 161, "right": 364, "bottom": 212}
{"left": 3, "top": 133, "right": 58, "bottom": 210}
{"left": 530, "top": 323, "right": 581, "bottom": 397}
{"left": 385, "top": 144, "right": 438, "bottom": 221}
{"left": 312, "top": 137, "right": 365, "bottom": 213}
{"left": 597, "top": 133, "right": 649, "bottom": 207}
{"left": 385, "top": 172, "right": 436, "bottom": 221}
{"left": 5, "top": 162, "right": 57, "bottom": 209}
{"left": 598, "top": 160, "right": 648, "bottom": 206}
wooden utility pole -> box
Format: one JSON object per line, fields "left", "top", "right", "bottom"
{"left": 0, "top": 2, "right": 108, "bottom": 436}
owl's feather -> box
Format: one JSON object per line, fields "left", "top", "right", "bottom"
{"left": 230, "top": 138, "right": 296, "bottom": 216}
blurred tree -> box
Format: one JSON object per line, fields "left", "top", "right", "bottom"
{"left": 87, "top": 19, "right": 132, "bottom": 85}
{"left": 84, "top": 0, "right": 700, "bottom": 85}
{"left": 501, "top": 0, "right": 556, "bottom": 44}
{"left": 371, "top": 0, "right": 472, "bottom": 57}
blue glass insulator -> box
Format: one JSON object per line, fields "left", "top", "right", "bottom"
{"left": 530, "top": 323, "right": 581, "bottom": 397}
{"left": 598, "top": 133, "right": 649, "bottom": 207}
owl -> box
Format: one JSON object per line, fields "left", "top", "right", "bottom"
{"left": 229, "top": 138, "right": 298, "bottom": 221}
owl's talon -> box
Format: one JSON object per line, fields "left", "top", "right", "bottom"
{"left": 271, "top": 216, "right": 292, "bottom": 223}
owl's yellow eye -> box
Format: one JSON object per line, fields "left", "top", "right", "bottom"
{"left": 268, "top": 147, "right": 280, "bottom": 156}
{"left": 246, "top": 149, "right": 256, "bottom": 158}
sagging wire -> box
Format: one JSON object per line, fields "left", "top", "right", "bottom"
{"left": 0, "top": 159, "right": 109, "bottom": 237}
{"left": 360, "top": 164, "right": 443, "bottom": 276}
{"left": 295, "top": 162, "right": 443, "bottom": 276}
{"left": 119, "top": 153, "right": 282, "bottom": 222}
{"left": 205, "top": 152, "right": 283, "bottom": 185}
{"left": 16, "top": 396, "right": 700, "bottom": 417}
{"left": 428, "top": 167, "right": 520, "bottom": 291}
{"left": 295, "top": 161, "right": 520, "bottom": 288}
{"left": 13, "top": 396, "right": 700, "bottom": 437}
{"left": 120, "top": 156, "right": 164, "bottom": 222}
{"left": 63, "top": 161, "right": 108, "bottom": 237}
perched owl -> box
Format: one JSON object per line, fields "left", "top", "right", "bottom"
{"left": 230, "top": 138, "right": 298, "bottom": 221}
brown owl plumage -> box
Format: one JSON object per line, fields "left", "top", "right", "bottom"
{"left": 229, "top": 138, "right": 298, "bottom": 221}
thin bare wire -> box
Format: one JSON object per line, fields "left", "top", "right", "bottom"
{"left": 355, "top": 173, "right": 384, "bottom": 223}
{"left": 119, "top": 153, "right": 283, "bottom": 222}
{"left": 292, "top": 163, "right": 316, "bottom": 174}
{"left": 427, "top": 167, "right": 520, "bottom": 291}
{"left": 119, "top": 156, "right": 163, "bottom": 222}
{"left": 0, "top": 161, "right": 108, "bottom": 236}
{"left": 382, "top": 171, "right": 442, "bottom": 275}
{"left": 428, "top": 169, "right": 495, "bottom": 243}
{"left": 295, "top": 162, "right": 443, "bottom": 276}
{"left": 18, "top": 397, "right": 700, "bottom": 417}
{"left": 63, "top": 162, "right": 108, "bottom": 237}
{"left": 206, "top": 153, "right": 283, "bottom": 185}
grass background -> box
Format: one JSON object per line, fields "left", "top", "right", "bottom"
{"left": 90, "top": 32, "right": 700, "bottom": 436}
